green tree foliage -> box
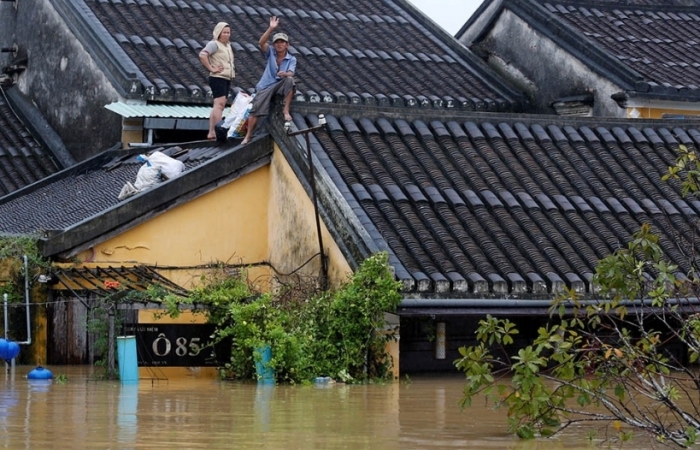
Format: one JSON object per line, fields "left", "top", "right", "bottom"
{"left": 0, "top": 236, "right": 49, "bottom": 303}
{"left": 456, "top": 145, "right": 700, "bottom": 448}
{"left": 155, "top": 252, "right": 402, "bottom": 383}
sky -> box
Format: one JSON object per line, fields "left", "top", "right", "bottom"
{"left": 408, "top": 0, "right": 485, "bottom": 35}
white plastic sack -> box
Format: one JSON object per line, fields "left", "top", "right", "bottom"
{"left": 226, "top": 92, "right": 253, "bottom": 138}
{"left": 145, "top": 151, "right": 185, "bottom": 180}
{"left": 223, "top": 92, "right": 251, "bottom": 128}
{"left": 118, "top": 181, "right": 140, "bottom": 200}
{"left": 134, "top": 162, "right": 161, "bottom": 190}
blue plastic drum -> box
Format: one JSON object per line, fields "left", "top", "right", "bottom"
{"left": 28, "top": 367, "right": 53, "bottom": 380}
{"left": 6, "top": 341, "right": 19, "bottom": 360}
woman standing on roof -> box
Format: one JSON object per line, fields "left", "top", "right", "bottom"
{"left": 199, "top": 22, "right": 235, "bottom": 141}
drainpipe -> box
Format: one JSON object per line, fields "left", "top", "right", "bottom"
{"left": 129, "top": 128, "right": 154, "bottom": 148}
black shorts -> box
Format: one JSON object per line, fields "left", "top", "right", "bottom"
{"left": 208, "top": 77, "right": 230, "bottom": 99}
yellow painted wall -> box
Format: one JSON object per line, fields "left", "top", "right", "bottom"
{"left": 29, "top": 286, "right": 48, "bottom": 365}
{"left": 137, "top": 309, "right": 204, "bottom": 324}
{"left": 628, "top": 106, "right": 700, "bottom": 119}
{"left": 121, "top": 118, "right": 144, "bottom": 148}
{"left": 267, "top": 146, "right": 352, "bottom": 287}
{"left": 74, "top": 165, "right": 272, "bottom": 289}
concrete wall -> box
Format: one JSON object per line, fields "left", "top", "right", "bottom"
{"left": 1, "top": 0, "right": 121, "bottom": 161}
{"left": 472, "top": 10, "right": 626, "bottom": 117}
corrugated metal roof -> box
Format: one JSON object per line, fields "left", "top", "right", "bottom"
{"left": 105, "top": 102, "right": 212, "bottom": 119}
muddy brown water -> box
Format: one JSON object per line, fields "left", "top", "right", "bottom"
{"left": 1, "top": 365, "right": 659, "bottom": 449}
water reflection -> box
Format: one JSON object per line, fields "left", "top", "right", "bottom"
{"left": 118, "top": 383, "right": 139, "bottom": 448}
{"left": 254, "top": 383, "right": 274, "bottom": 431}
{"left": 0, "top": 367, "right": 662, "bottom": 449}
{"left": 26, "top": 379, "right": 52, "bottom": 393}
{"left": 0, "top": 381, "right": 18, "bottom": 420}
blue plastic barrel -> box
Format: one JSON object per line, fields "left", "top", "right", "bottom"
{"left": 254, "top": 344, "right": 275, "bottom": 383}
{"left": 0, "top": 339, "right": 19, "bottom": 361}
{"left": 116, "top": 336, "right": 139, "bottom": 383}
{"left": 28, "top": 366, "right": 53, "bottom": 380}
{"left": 6, "top": 341, "right": 19, "bottom": 360}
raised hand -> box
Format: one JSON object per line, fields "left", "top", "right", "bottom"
{"left": 270, "top": 16, "right": 279, "bottom": 29}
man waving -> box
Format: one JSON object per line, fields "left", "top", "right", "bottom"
{"left": 241, "top": 16, "right": 297, "bottom": 145}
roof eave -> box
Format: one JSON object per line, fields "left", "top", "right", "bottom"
{"left": 397, "top": 297, "right": 700, "bottom": 316}
{"left": 4, "top": 86, "right": 76, "bottom": 168}
{"left": 51, "top": 0, "right": 143, "bottom": 99}
{"left": 455, "top": 0, "right": 503, "bottom": 43}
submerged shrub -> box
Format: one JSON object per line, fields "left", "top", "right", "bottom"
{"left": 156, "top": 252, "right": 402, "bottom": 383}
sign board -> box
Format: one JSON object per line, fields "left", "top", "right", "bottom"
{"left": 122, "top": 323, "right": 230, "bottom": 367}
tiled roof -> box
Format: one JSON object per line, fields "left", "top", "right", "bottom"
{"left": 534, "top": 0, "right": 700, "bottom": 98}
{"left": 0, "top": 141, "right": 238, "bottom": 236}
{"left": 66, "top": 0, "right": 524, "bottom": 111}
{"left": 287, "top": 107, "right": 700, "bottom": 298}
{"left": 0, "top": 87, "right": 61, "bottom": 196}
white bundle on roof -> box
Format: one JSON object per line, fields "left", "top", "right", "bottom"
{"left": 117, "top": 151, "right": 185, "bottom": 200}
{"left": 145, "top": 151, "right": 185, "bottom": 180}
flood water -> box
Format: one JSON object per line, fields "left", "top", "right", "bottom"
{"left": 1, "top": 365, "right": 657, "bottom": 449}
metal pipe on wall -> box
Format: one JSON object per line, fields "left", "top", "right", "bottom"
{"left": 3, "top": 293, "right": 7, "bottom": 340}
{"left": 3, "top": 293, "right": 8, "bottom": 373}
